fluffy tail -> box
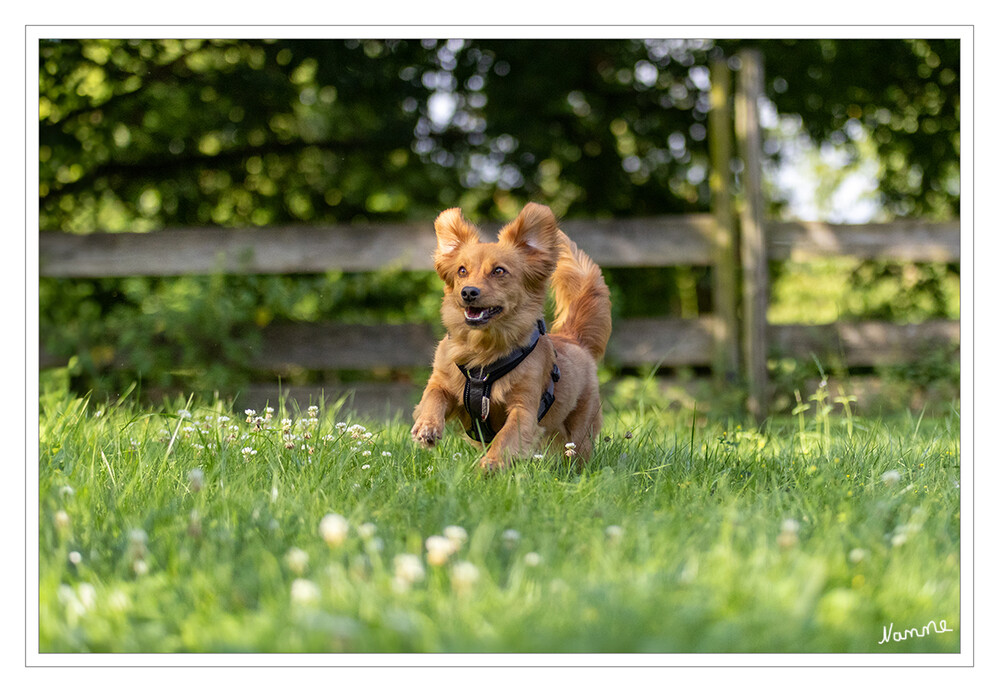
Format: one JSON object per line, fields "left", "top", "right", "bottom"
{"left": 551, "top": 230, "right": 612, "bottom": 361}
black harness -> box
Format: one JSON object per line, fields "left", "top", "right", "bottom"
{"left": 457, "top": 318, "right": 560, "bottom": 444}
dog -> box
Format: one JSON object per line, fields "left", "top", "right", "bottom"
{"left": 411, "top": 202, "right": 612, "bottom": 471}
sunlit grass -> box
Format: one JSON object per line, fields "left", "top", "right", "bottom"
{"left": 38, "top": 380, "right": 960, "bottom": 653}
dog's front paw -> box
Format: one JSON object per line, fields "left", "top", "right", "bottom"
{"left": 411, "top": 418, "right": 444, "bottom": 449}
{"left": 477, "top": 454, "right": 509, "bottom": 474}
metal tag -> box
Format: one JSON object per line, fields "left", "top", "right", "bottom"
{"left": 481, "top": 395, "right": 490, "bottom": 420}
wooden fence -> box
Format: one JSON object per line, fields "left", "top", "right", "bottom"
{"left": 37, "top": 51, "right": 960, "bottom": 418}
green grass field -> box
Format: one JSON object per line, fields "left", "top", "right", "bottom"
{"left": 37, "top": 377, "right": 961, "bottom": 654}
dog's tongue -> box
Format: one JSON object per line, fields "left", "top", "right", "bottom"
{"left": 466, "top": 307, "right": 485, "bottom": 318}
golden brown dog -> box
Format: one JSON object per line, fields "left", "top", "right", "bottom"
{"left": 411, "top": 202, "right": 612, "bottom": 471}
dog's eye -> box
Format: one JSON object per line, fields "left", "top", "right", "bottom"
{"left": 457, "top": 266, "right": 467, "bottom": 277}
{"left": 492, "top": 267, "right": 506, "bottom": 276}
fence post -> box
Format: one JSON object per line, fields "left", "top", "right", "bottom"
{"left": 734, "top": 49, "right": 769, "bottom": 422}
{"left": 709, "top": 57, "right": 740, "bottom": 386}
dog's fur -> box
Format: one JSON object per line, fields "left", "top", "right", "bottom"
{"left": 411, "top": 202, "right": 612, "bottom": 471}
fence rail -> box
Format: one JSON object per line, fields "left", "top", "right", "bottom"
{"left": 38, "top": 217, "right": 960, "bottom": 278}
{"left": 245, "top": 316, "right": 960, "bottom": 373}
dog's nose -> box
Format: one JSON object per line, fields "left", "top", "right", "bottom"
{"left": 461, "top": 286, "right": 481, "bottom": 303}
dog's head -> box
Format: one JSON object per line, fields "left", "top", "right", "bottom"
{"left": 434, "top": 203, "right": 561, "bottom": 335}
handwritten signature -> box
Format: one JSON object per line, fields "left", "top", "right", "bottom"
{"left": 879, "top": 619, "right": 954, "bottom": 645}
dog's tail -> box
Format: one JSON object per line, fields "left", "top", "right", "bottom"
{"left": 551, "top": 230, "right": 612, "bottom": 361}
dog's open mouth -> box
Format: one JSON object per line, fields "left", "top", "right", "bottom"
{"left": 464, "top": 305, "right": 503, "bottom": 326}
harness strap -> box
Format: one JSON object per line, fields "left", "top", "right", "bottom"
{"left": 457, "top": 319, "right": 559, "bottom": 444}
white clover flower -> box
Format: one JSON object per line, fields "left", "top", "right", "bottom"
{"left": 357, "top": 522, "right": 377, "bottom": 540}
{"left": 132, "top": 559, "right": 149, "bottom": 576}
{"left": 381, "top": 451, "right": 392, "bottom": 458}
{"left": 394, "top": 553, "right": 426, "bottom": 585}
{"left": 881, "top": 469, "right": 902, "bottom": 486}
{"left": 308, "top": 405, "right": 319, "bottom": 418}
{"left": 777, "top": 519, "right": 800, "bottom": 549}
{"left": 319, "top": 513, "right": 349, "bottom": 547}
{"left": 533, "top": 454, "right": 544, "bottom": 460}
{"left": 285, "top": 547, "right": 309, "bottom": 575}
{"left": 523, "top": 551, "right": 542, "bottom": 567}
{"left": 218, "top": 416, "right": 230, "bottom": 423}
{"left": 426, "top": 535, "right": 457, "bottom": 566}
{"left": 187, "top": 468, "right": 205, "bottom": 492}
{"left": 426, "top": 535, "right": 453, "bottom": 554}
{"left": 502, "top": 529, "right": 521, "bottom": 548}
{"left": 290, "top": 578, "right": 321, "bottom": 607}
{"left": 361, "top": 463, "right": 371, "bottom": 470}
{"left": 241, "top": 447, "right": 257, "bottom": 459}
{"left": 849, "top": 548, "right": 869, "bottom": 563}
{"left": 68, "top": 551, "right": 82, "bottom": 565}
{"left": 129, "top": 528, "right": 148, "bottom": 547}
{"left": 361, "top": 451, "right": 372, "bottom": 457}
{"left": 781, "top": 519, "right": 801, "bottom": 534}
{"left": 443, "top": 525, "right": 467, "bottom": 548}
{"left": 605, "top": 525, "right": 624, "bottom": 541}
{"left": 450, "top": 561, "right": 480, "bottom": 592}
{"left": 54, "top": 510, "right": 70, "bottom": 531}
{"left": 59, "top": 485, "right": 75, "bottom": 499}
{"left": 336, "top": 422, "right": 348, "bottom": 433}
{"left": 177, "top": 409, "right": 192, "bottom": 419}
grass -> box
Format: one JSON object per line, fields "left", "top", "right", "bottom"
{"left": 37, "top": 377, "right": 961, "bottom": 654}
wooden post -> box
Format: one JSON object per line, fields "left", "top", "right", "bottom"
{"left": 734, "top": 50, "right": 769, "bottom": 422}
{"left": 708, "top": 58, "right": 739, "bottom": 385}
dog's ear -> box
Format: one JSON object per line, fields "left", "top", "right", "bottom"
{"left": 435, "top": 208, "right": 480, "bottom": 256}
{"left": 498, "top": 203, "right": 561, "bottom": 280}
{"left": 434, "top": 208, "right": 479, "bottom": 282}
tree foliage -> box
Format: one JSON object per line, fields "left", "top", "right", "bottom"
{"left": 41, "top": 38, "right": 959, "bottom": 231}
